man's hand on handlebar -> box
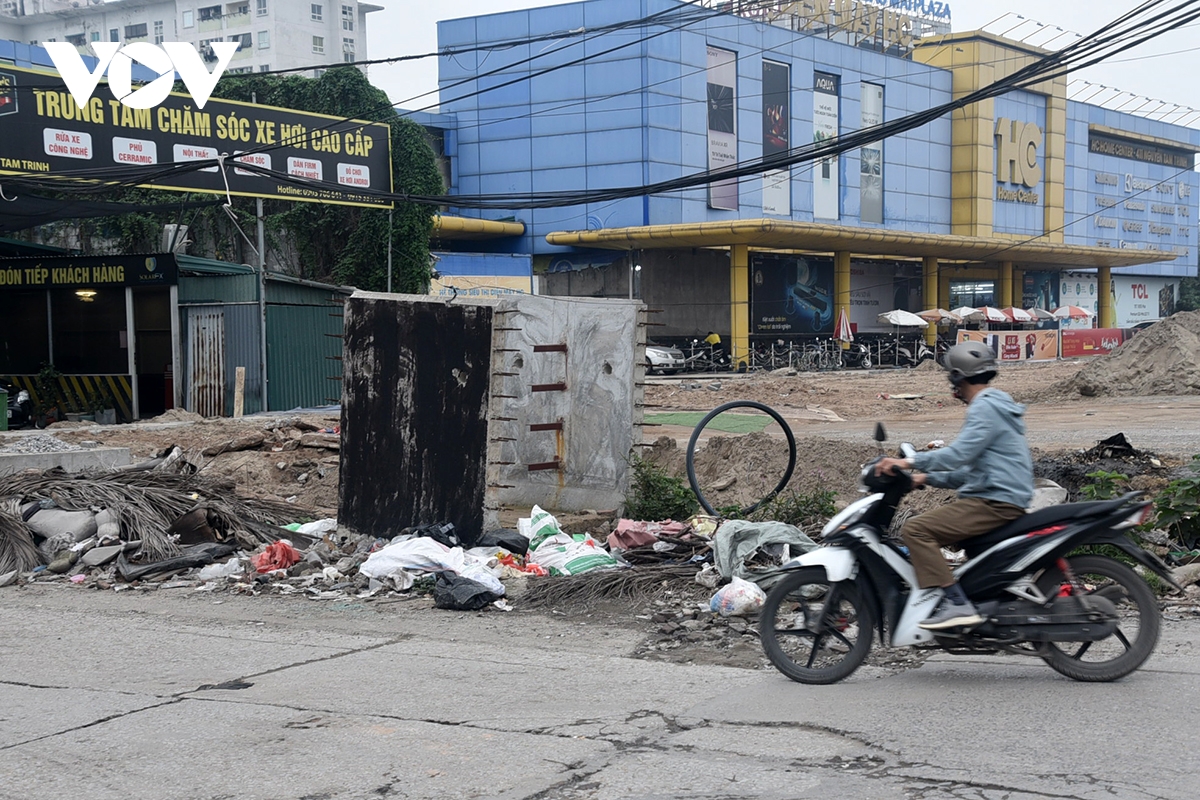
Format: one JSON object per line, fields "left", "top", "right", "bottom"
{"left": 874, "top": 457, "right": 912, "bottom": 476}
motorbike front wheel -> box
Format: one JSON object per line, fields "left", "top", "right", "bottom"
{"left": 760, "top": 568, "right": 874, "bottom": 684}
{"left": 1035, "top": 554, "right": 1160, "bottom": 682}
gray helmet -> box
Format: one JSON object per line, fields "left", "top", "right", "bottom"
{"left": 943, "top": 341, "right": 997, "bottom": 385}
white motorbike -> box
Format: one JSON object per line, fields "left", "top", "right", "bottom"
{"left": 759, "top": 425, "right": 1179, "bottom": 685}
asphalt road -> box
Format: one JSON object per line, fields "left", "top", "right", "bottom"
{"left": 3, "top": 586, "right": 1199, "bottom": 800}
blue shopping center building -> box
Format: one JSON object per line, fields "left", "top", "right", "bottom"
{"left": 428, "top": 0, "right": 1200, "bottom": 360}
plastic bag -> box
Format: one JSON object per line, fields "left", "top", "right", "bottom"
{"left": 477, "top": 528, "right": 529, "bottom": 555}
{"left": 252, "top": 540, "right": 302, "bottom": 573}
{"left": 709, "top": 576, "right": 766, "bottom": 617}
{"left": 522, "top": 505, "right": 563, "bottom": 552}
{"left": 528, "top": 532, "right": 620, "bottom": 576}
{"left": 359, "top": 537, "right": 464, "bottom": 578}
{"left": 460, "top": 561, "right": 506, "bottom": 596}
{"left": 433, "top": 573, "right": 503, "bottom": 611}
{"left": 197, "top": 558, "right": 244, "bottom": 581}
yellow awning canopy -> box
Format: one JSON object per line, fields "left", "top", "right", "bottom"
{"left": 545, "top": 218, "right": 1178, "bottom": 269}
{"left": 432, "top": 214, "right": 524, "bottom": 240}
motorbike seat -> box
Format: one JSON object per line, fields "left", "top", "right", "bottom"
{"left": 961, "top": 496, "right": 1133, "bottom": 559}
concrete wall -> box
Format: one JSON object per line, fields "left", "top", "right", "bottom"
{"left": 338, "top": 290, "right": 643, "bottom": 533}
{"left": 0, "top": 447, "right": 131, "bottom": 476}
{"left": 338, "top": 292, "right": 493, "bottom": 540}
{"left": 486, "top": 293, "right": 643, "bottom": 516}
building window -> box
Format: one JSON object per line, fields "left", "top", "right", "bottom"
{"left": 234, "top": 3, "right": 249, "bottom": 15}
{"left": 310, "top": 3, "right": 321, "bottom": 20}
{"left": 342, "top": 37, "right": 354, "bottom": 62}
{"left": 312, "top": 35, "right": 324, "bottom": 53}
{"left": 89, "top": 31, "right": 100, "bottom": 42}
{"left": 124, "top": 23, "right": 147, "bottom": 39}
{"left": 182, "top": 10, "right": 194, "bottom": 27}
{"left": 229, "top": 66, "right": 253, "bottom": 74}
{"left": 341, "top": 4, "right": 353, "bottom": 30}
{"left": 313, "top": 68, "right": 325, "bottom": 78}
{"left": 198, "top": 5, "right": 221, "bottom": 21}
{"left": 256, "top": 0, "right": 267, "bottom": 15}
{"left": 257, "top": 30, "right": 269, "bottom": 49}
{"left": 153, "top": 20, "right": 164, "bottom": 43}
{"left": 232, "top": 32, "right": 251, "bottom": 50}
{"left": 66, "top": 32, "right": 87, "bottom": 46}
{"left": 109, "top": 28, "right": 119, "bottom": 42}
{"left": 259, "top": 64, "right": 270, "bottom": 72}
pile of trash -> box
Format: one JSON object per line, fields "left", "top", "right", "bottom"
{"left": 1049, "top": 310, "right": 1200, "bottom": 398}
{"left": 1033, "top": 432, "right": 1168, "bottom": 500}
{"left": 0, "top": 456, "right": 829, "bottom": 617}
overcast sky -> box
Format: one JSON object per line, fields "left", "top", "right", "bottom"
{"left": 364, "top": 0, "right": 1200, "bottom": 122}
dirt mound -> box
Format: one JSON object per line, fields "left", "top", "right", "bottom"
{"left": 645, "top": 432, "right": 880, "bottom": 509}
{"left": 149, "top": 409, "right": 205, "bottom": 423}
{"left": 1047, "top": 311, "right": 1200, "bottom": 399}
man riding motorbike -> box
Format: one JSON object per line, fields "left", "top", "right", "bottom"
{"left": 875, "top": 341, "right": 1034, "bottom": 630}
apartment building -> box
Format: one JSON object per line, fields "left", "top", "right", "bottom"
{"left": 0, "top": 0, "right": 379, "bottom": 75}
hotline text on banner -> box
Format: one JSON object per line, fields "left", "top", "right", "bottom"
{"left": 0, "top": 65, "right": 393, "bottom": 208}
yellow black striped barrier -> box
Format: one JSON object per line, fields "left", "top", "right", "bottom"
{"left": 1, "top": 374, "right": 134, "bottom": 421}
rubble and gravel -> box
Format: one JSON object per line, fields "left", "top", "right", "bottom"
{"left": 0, "top": 434, "right": 84, "bottom": 454}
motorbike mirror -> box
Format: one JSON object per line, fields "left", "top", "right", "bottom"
{"left": 873, "top": 422, "right": 887, "bottom": 443}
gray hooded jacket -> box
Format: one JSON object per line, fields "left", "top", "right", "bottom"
{"left": 909, "top": 388, "right": 1034, "bottom": 509}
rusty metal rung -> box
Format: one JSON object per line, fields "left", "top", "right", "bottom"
{"left": 493, "top": 394, "right": 517, "bottom": 399}
{"left": 529, "top": 421, "right": 563, "bottom": 432}
{"left": 493, "top": 416, "right": 517, "bottom": 421}
{"left": 527, "top": 460, "right": 562, "bottom": 472}
{"left": 641, "top": 423, "right": 662, "bottom": 427}
{"left": 532, "top": 344, "right": 568, "bottom": 353}
{"left": 488, "top": 484, "right": 516, "bottom": 489}
{"left": 490, "top": 461, "right": 516, "bottom": 466}
{"left": 325, "top": 355, "right": 343, "bottom": 361}
{"left": 493, "top": 371, "right": 519, "bottom": 377}
{"left": 323, "top": 333, "right": 343, "bottom": 338}
{"left": 531, "top": 383, "right": 567, "bottom": 393}
{"left": 490, "top": 437, "right": 517, "bottom": 442}
{"left": 494, "top": 327, "right": 523, "bottom": 331}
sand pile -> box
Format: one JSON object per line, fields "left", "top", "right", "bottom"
{"left": 1048, "top": 310, "right": 1200, "bottom": 398}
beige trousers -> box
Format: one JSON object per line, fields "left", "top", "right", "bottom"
{"left": 900, "top": 498, "right": 1026, "bottom": 589}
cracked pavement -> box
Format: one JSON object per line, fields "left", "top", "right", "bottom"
{"left": 2, "top": 586, "right": 1198, "bottom": 800}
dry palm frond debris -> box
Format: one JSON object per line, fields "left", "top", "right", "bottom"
{"left": 0, "top": 468, "right": 306, "bottom": 562}
{"left": 0, "top": 504, "right": 42, "bottom": 575}
{"left": 521, "top": 564, "right": 703, "bottom": 608}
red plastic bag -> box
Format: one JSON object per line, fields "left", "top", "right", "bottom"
{"left": 253, "top": 540, "right": 302, "bottom": 573}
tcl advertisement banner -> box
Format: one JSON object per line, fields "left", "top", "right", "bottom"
{"left": 1061, "top": 329, "right": 1124, "bottom": 358}
{"left": 1112, "top": 276, "right": 1177, "bottom": 327}
{"left": 957, "top": 329, "right": 1059, "bottom": 362}
{"left": 751, "top": 254, "right": 834, "bottom": 334}
{"left": 761, "top": 59, "right": 790, "bottom": 216}
{"left": 706, "top": 46, "right": 738, "bottom": 211}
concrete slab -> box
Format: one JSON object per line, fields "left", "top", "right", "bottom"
{"left": 0, "top": 684, "right": 169, "bottom": 749}
{"left": 0, "top": 698, "right": 611, "bottom": 800}
{"left": 0, "top": 447, "right": 131, "bottom": 476}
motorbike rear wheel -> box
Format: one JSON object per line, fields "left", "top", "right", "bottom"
{"left": 1035, "top": 554, "right": 1160, "bottom": 682}
{"left": 760, "top": 568, "right": 874, "bottom": 684}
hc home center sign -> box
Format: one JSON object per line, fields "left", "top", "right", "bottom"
{"left": 44, "top": 42, "right": 238, "bottom": 110}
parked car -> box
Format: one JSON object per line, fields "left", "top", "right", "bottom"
{"left": 646, "top": 344, "right": 686, "bottom": 375}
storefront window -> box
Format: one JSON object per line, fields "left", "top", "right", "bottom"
{"left": 50, "top": 288, "right": 127, "bottom": 374}
{"left": 949, "top": 280, "right": 995, "bottom": 310}
{"left": 0, "top": 291, "right": 50, "bottom": 374}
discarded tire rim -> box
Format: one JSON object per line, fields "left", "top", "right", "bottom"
{"left": 685, "top": 400, "right": 797, "bottom": 517}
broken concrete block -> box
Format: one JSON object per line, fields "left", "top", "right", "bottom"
{"left": 81, "top": 545, "right": 124, "bottom": 568}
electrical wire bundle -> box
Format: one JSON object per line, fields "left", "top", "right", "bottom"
{"left": 3, "top": 0, "right": 1199, "bottom": 211}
